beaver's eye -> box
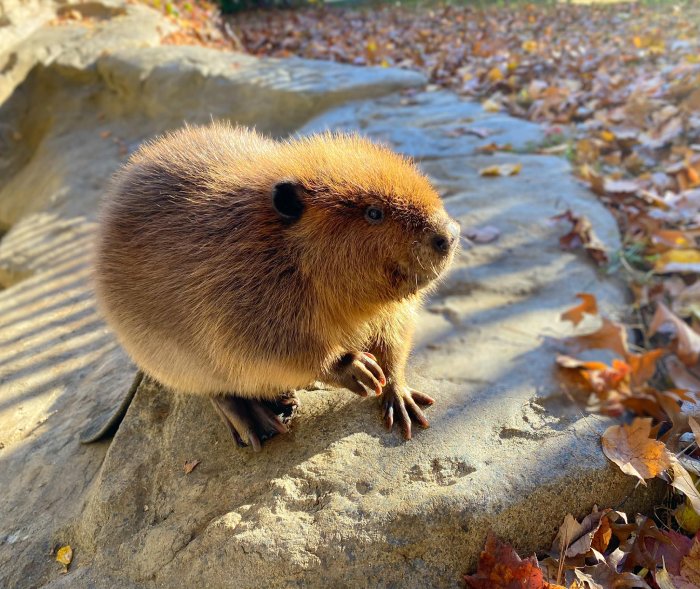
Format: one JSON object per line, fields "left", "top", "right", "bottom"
{"left": 365, "top": 206, "right": 384, "bottom": 224}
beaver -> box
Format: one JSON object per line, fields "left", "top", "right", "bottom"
{"left": 92, "top": 123, "right": 459, "bottom": 451}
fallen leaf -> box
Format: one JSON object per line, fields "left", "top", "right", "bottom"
{"left": 656, "top": 564, "right": 679, "bottom": 589}
{"left": 690, "top": 417, "right": 700, "bottom": 444}
{"left": 666, "top": 356, "right": 700, "bottom": 392}
{"left": 675, "top": 500, "right": 700, "bottom": 535}
{"left": 551, "top": 509, "right": 608, "bottom": 559}
{"left": 465, "top": 532, "right": 565, "bottom": 589}
{"left": 561, "top": 317, "right": 629, "bottom": 358}
{"left": 574, "top": 562, "right": 650, "bottom": 588}
{"left": 561, "top": 293, "right": 599, "bottom": 326}
{"left": 655, "top": 250, "right": 700, "bottom": 274}
{"left": 479, "top": 163, "right": 522, "bottom": 177}
{"left": 627, "top": 349, "right": 666, "bottom": 388}
{"left": 649, "top": 302, "right": 700, "bottom": 366}
{"left": 680, "top": 540, "right": 700, "bottom": 587}
{"left": 670, "top": 460, "right": 700, "bottom": 515}
{"left": 648, "top": 529, "right": 694, "bottom": 575}
{"left": 667, "top": 540, "right": 700, "bottom": 588}
{"left": 551, "top": 210, "right": 609, "bottom": 267}
{"left": 601, "top": 417, "right": 672, "bottom": 483}
{"left": 184, "top": 459, "right": 201, "bottom": 474}
{"left": 476, "top": 142, "right": 512, "bottom": 154}
{"left": 464, "top": 225, "right": 500, "bottom": 244}
{"left": 55, "top": 545, "right": 72, "bottom": 572}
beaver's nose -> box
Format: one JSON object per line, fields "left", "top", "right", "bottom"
{"left": 431, "top": 221, "right": 460, "bottom": 255}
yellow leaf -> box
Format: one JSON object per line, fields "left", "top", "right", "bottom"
{"left": 479, "top": 163, "right": 522, "bottom": 177}
{"left": 487, "top": 67, "right": 503, "bottom": 83}
{"left": 655, "top": 249, "right": 700, "bottom": 273}
{"left": 56, "top": 545, "right": 73, "bottom": 567}
{"left": 600, "top": 130, "right": 616, "bottom": 142}
{"left": 601, "top": 418, "right": 672, "bottom": 483}
{"left": 676, "top": 500, "right": 700, "bottom": 534}
{"left": 522, "top": 39, "right": 538, "bottom": 52}
{"left": 482, "top": 98, "right": 501, "bottom": 112}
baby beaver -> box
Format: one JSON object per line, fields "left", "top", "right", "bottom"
{"left": 94, "top": 123, "right": 459, "bottom": 450}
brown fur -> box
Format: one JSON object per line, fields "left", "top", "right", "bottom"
{"left": 94, "top": 123, "right": 456, "bottom": 403}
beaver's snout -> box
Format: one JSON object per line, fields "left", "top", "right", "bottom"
{"left": 430, "top": 220, "right": 460, "bottom": 256}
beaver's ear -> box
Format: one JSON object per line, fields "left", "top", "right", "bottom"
{"left": 272, "top": 182, "right": 304, "bottom": 222}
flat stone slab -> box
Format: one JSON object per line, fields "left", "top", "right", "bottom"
{"left": 0, "top": 7, "right": 659, "bottom": 588}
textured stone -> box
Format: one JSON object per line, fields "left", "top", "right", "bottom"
{"left": 0, "top": 4, "right": 661, "bottom": 589}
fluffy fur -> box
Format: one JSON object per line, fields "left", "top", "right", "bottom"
{"left": 94, "top": 123, "right": 456, "bottom": 400}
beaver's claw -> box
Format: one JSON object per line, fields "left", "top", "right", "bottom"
{"left": 333, "top": 351, "right": 386, "bottom": 397}
{"left": 211, "top": 392, "right": 298, "bottom": 451}
{"left": 382, "top": 385, "right": 434, "bottom": 440}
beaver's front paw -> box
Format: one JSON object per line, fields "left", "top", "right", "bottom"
{"left": 382, "top": 385, "right": 434, "bottom": 440}
{"left": 332, "top": 351, "right": 386, "bottom": 397}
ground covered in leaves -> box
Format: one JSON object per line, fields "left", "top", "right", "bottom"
{"left": 122, "top": 1, "right": 700, "bottom": 586}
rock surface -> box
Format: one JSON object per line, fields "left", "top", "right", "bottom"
{"left": 0, "top": 3, "right": 660, "bottom": 588}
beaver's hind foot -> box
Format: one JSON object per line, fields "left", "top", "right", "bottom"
{"left": 211, "top": 392, "right": 299, "bottom": 451}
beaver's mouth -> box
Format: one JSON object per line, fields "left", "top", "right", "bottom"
{"left": 388, "top": 263, "right": 440, "bottom": 293}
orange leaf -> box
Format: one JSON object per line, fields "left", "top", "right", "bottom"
{"left": 465, "top": 532, "right": 564, "bottom": 589}
{"left": 627, "top": 349, "right": 666, "bottom": 388}
{"left": 561, "top": 293, "right": 598, "bottom": 326}
{"left": 184, "top": 459, "right": 201, "bottom": 474}
{"left": 562, "top": 318, "right": 629, "bottom": 358}
{"left": 601, "top": 417, "right": 672, "bottom": 484}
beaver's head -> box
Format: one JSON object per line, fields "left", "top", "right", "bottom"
{"left": 271, "top": 133, "right": 459, "bottom": 309}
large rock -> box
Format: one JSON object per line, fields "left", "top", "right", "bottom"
{"left": 0, "top": 5, "right": 659, "bottom": 589}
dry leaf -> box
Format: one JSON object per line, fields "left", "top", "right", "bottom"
{"left": 464, "top": 225, "right": 500, "bottom": 244}
{"left": 666, "top": 541, "right": 700, "bottom": 588}
{"left": 574, "top": 563, "right": 650, "bottom": 588}
{"left": 561, "top": 318, "right": 629, "bottom": 358}
{"left": 184, "top": 459, "right": 201, "bottom": 474}
{"left": 55, "top": 545, "right": 72, "bottom": 572}
{"left": 561, "top": 293, "right": 599, "bottom": 326}
{"left": 656, "top": 565, "right": 680, "bottom": 589}
{"left": 551, "top": 509, "right": 608, "bottom": 559}
{"left": 648, "top": 529, "right": 694, "bottom": 576}
{"left": 601, "top": 418, "right": 672, "bottom": 483}
{"left": 464, "top": 532, "right": 565, "bottom": 589}
{"left": 666, "top": 356, "right": 700, "bottom": 392}
{"left": 649, "top": 302, "right": 700, "bottom": 366}
{"left": 627, "top": 349, "right": 666, "bottom": 388}
{"left": 670, "top": 460, "right": 700, "bottom": 514}
{"left": 690, "top": 417, "right": 700, "bottom": 443}
{"left": 679, "top": 541, "right": 700, "bottom": 587}
{"left": 675, "top": 500, "right": 700, "bottom": 534}
{"left": 655, "top": 250, "right": 700, "bottom": 274}
{"left": 552, "top": 210, "right": 609, "bottom": 267}
{"left": 479, "top": 163, "right": 522, "bottom": 177}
